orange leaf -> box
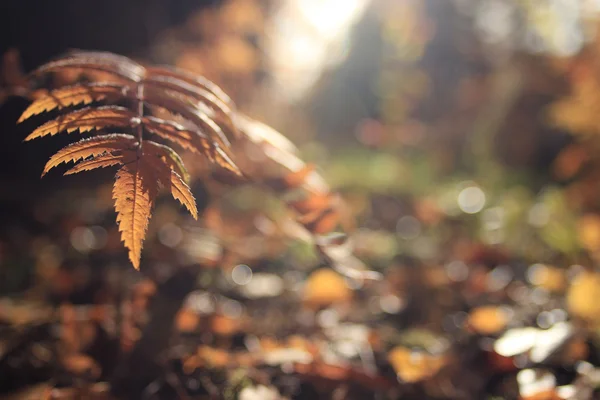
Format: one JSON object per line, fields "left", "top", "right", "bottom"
{"left": 64, "top": 150, "right": 134, "bottom": 175}
{"left": 25, "top": 106, "right": 135, "bottom": 141}
{"left": 18, "top": 83, "right": 126, "bottom": 123}
{"left": 168, "top": 170, "right": 198, "bottom": 219}
{"left": 43, "top": 134, "right": 137, "bottom": 176}
{"left": 112, "top": 154, "right": 162, "bottom": 269}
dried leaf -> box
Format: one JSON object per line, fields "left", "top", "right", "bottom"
{"left": 25, "top": 106, "right": 135, "bottom": 140}
{"left": 112, "top": 153, "right": 163, "bottom": 269}
{"left": 18, "top": 83, "right": 126, "bottom": 123}
{"left": 143, "top": 115, "right": 213, "bottom": 157}
{"left": 64, "top": 150, "right": 134, "bottom": 175}
{"left": 168, "top": 169, "right": 198, "bottom": 219}
{"left": 32, "top": 50, "right": 145, "bottom": 82}
{"left": 43, "top": 134, "right": 137, "bottom": 176}
{"left": 214, "top": 145, "right": 243, "bottom": 176}
{"left": 144, "top": 74, "right": 237, "bottom": 141}
{"left": 147, "top": 64, "right": 233, "bottom": 105}
{"left": 144, "top": 139, "right": 190, "bottom": 183}
{"left": 143, "top": 86, "right": 234, "bottom": 152}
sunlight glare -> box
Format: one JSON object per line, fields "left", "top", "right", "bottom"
{"left": 266, "top": 0, "right": 370, "bottom": 100}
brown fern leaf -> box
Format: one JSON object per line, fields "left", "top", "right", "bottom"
{"left": 143, "top": 75, "right": 238, "bottom": 142}
{"left": 25, "top": 106, "right": 136, "bottom": 141}
{"left": 168, "top": 170, "right": 198, "bottom": 220}
{"left": 113, "top": 154, "right": 163, "bottom": 269}
{"left": 144, "top": 112, "right": 242, "bottom": 178}
{"left": 28, "top": 51, "right": 242, "bottom": 171}
{"left": 43, "top": 134, "right": 137, "bottom": 176}
{"left": 32, "top": 52, "right": 238, "bottom": 144}
{"left": 32, "top": 50, "right": 145, "bottom": 82}
{"left": 144, "top": 140, "right": 191, "bottom": 183}
{"left": 214, "top": 146, "right": 243, "bottom": 176}
{"left": 20, "top": 51, "right": 258, "bottom": 270}
{"left": 143, "top": 116, "right": 213, "bottom": 157}
{"left": 64, "top": 149, "right": 136, "bottom": 175}
{"left": 236, "top": 114, "right": 298, "bottom": 155}
{"left": 146, "top": 65, "right": 233, "bottom": 105}
{"left": 18, "top": 83, "right": 126, "bottom": 123}
{"left": 141, "top": 139, "right": 198, "bottom": 218}
{"left": 143, "top": 86, "right": 234, "bottom": 150}
{"left": 63, "top": 140, "right": 197, "bottom": 264}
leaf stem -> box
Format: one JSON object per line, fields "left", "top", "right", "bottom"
{"left": 136, "top": 83, "right": 145, "bottom": 152}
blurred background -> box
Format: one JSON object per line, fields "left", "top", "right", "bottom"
{"left": 3, "top": 0, "right": 600, "bottom": 399}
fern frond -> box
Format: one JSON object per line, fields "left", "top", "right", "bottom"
{"left": 31, "top": 52, "right": 238, "bottom": 144}
{"left": 167, "top": 170, "right": 198, "bottom": 220}
{"left": 144, "top": 140, "right": 191, "bottom": 183}
{"left": 143, "top": 116, "right": 212, "bottom": 156}
{"left": 19, "top": 51, "right": 278, "bottom": 270}
{"left": 143, "top": 75, "right": 237, "bottom": 141}
{"left": 18, "top": 51, "right": 373, "bottom": 277}
{"left": 18, "top": 83, "right": 126, "bottom": 123}
{"left": 43, "top": 134, "right": 136, "bottom": 176}
{"left": 33, "top": 50, "right": 145, "bottom": 82}
{"left": 113, "top": 155, "right": 162, "bottom": 269}
{"left": 25, "top": 106, "right": 135, "bottom": 141}
{"left": 214, "top": 146, "right": 243, "bottom": 176}
{"left": 64, "top": 149, "right": 135, "bottom": 175}
{"left": 236, "top": 114, "right": 298, "bottom": 155}
{"left": 146, "top": 65, "right": 233, "bottom": 105}
{"left": 143, "top": 87, "right": 234, "bottom": 150}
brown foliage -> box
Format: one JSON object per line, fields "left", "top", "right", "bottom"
{"left": 18, "top": 50, "right": 376, "bottom": 280}
{"left": 19, "top": 51, "right": 241, "bottom": 268}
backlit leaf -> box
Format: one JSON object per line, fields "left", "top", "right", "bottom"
{"left": 25, "top": 106, "right": 135, "bottom": 141}
{"left": 112, "top": 154, "right": 163, "bottom": 269}
{"left": 18, "top": 83, "right": 126, "bottom": 123}
{"left": 43, "top": 134, "right": 136, "bottom": 176}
